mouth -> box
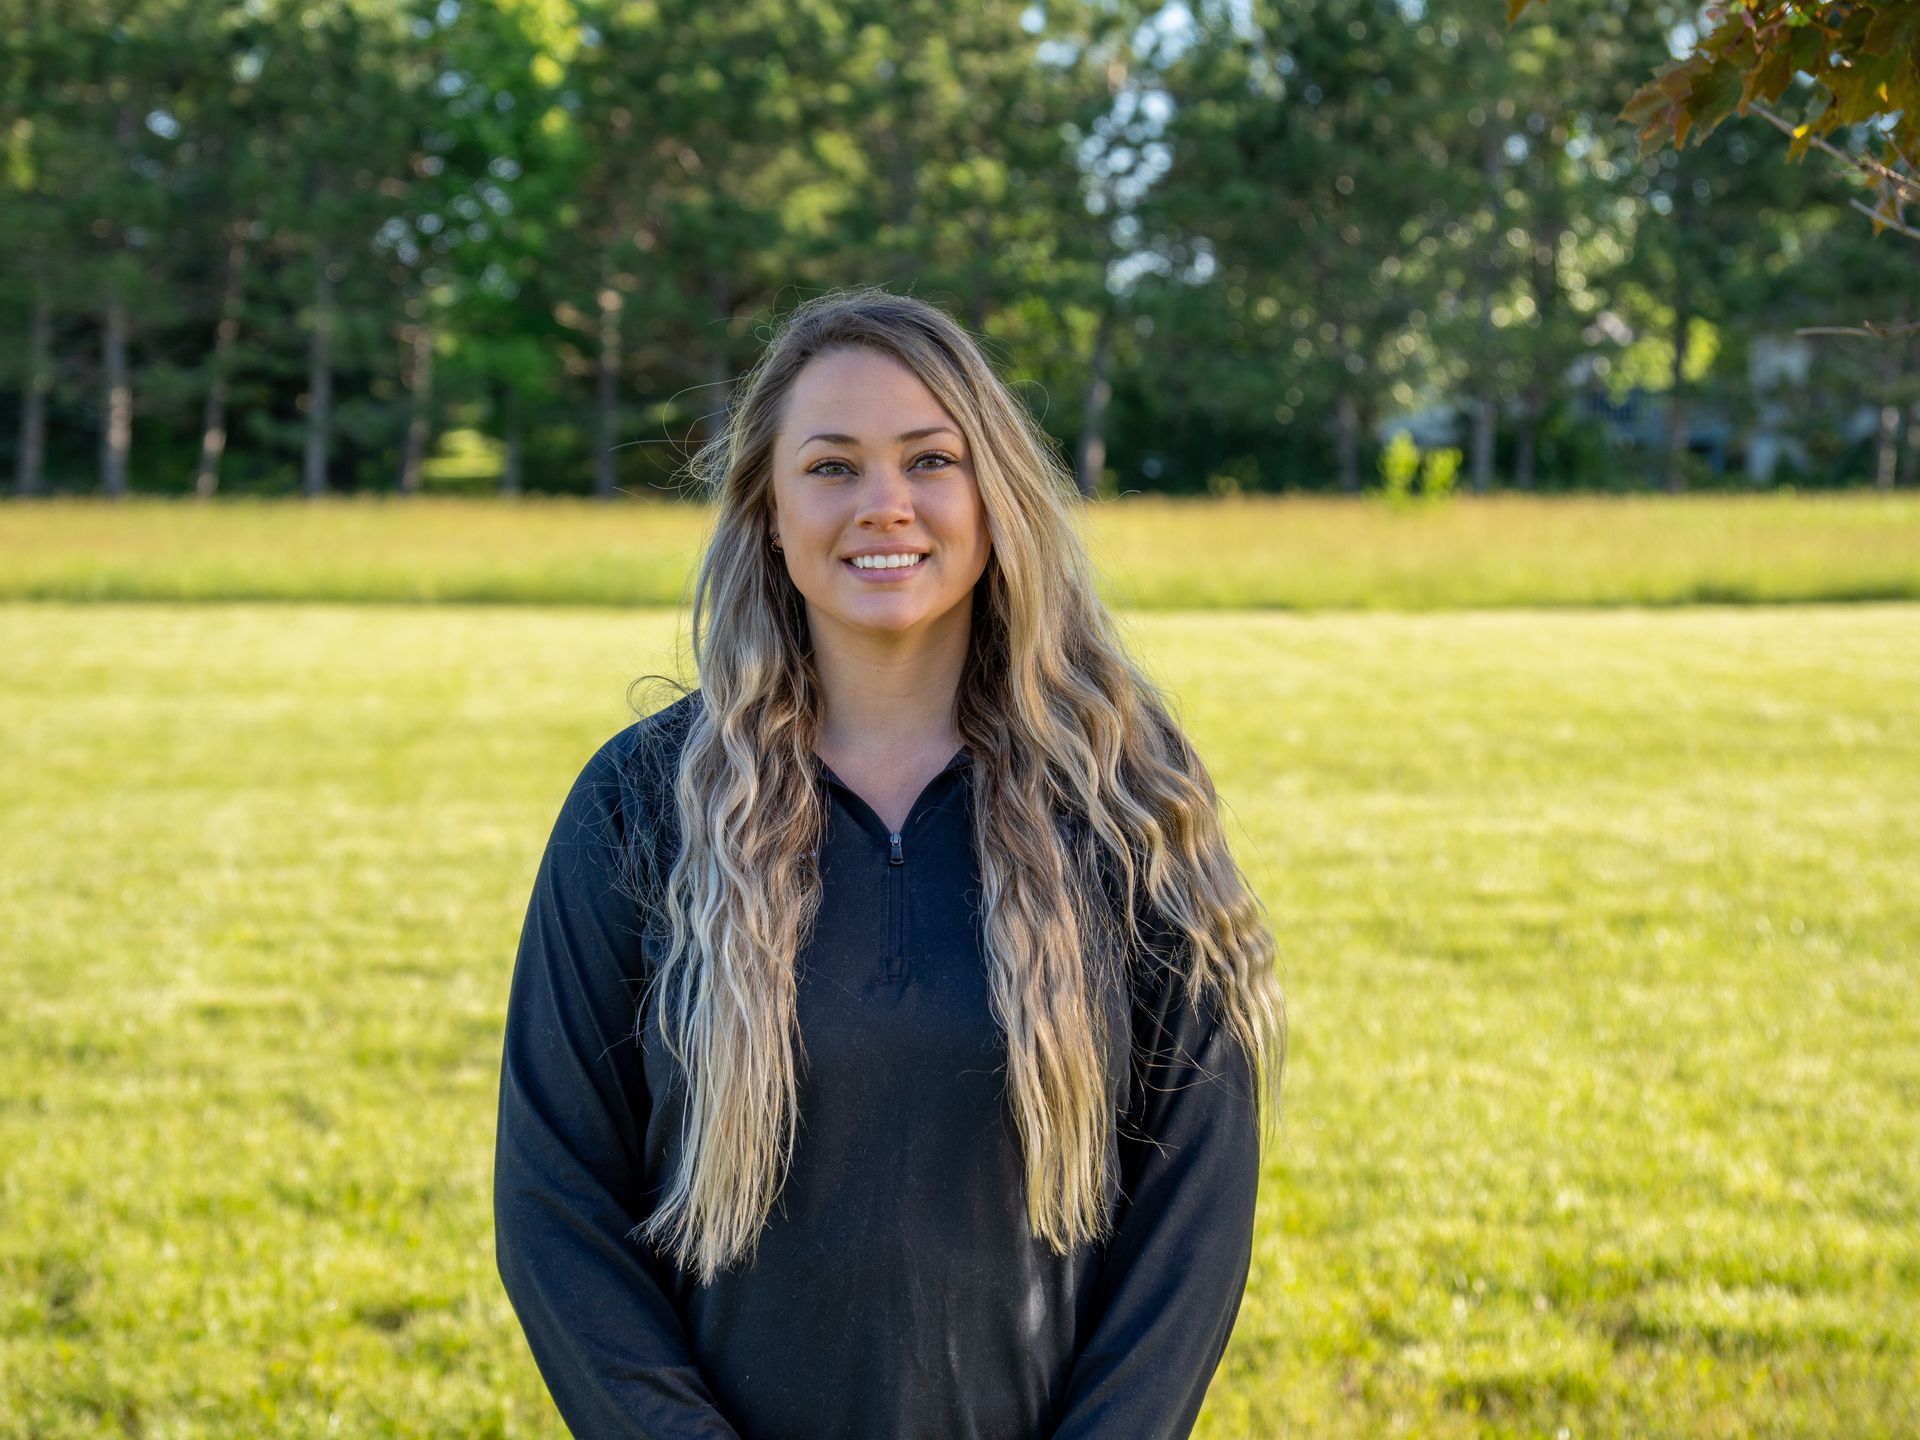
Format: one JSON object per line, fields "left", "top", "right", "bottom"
{"left": 841, "top": 553, "right": 929, "bottom": 581}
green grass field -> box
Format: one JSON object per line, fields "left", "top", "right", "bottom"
{"left": 3, "top": 491, "right": 1919, "bottom": 609}
{"left": 3, "top": 598, "right": 1914, "bottom": 1437}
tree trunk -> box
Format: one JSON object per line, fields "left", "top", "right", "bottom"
{"left": 195, "top": 224, "right": 250, "bottom": 498}
{"left": 100, "top": 286, "right": 131, "bottom": 498}
{"left": 965, "top": 213, "right": 993, "bottom": 334}
{"left": 1902, "top": 333, "right": 1920, "bottom": 490}
{"left": 1513, "top": 376, "right": 1543, "bottom": 492}
{"left": 1335, "top": 390, "right": 1360, "bottom": 494}
{"left": 596, "top": 272, "right": 623, "bottom": 500}
{"left": 1074, "top": 305, "right": 1116, "bottom": 499}
{"left": 883, "top": 109, "right": 917, "bottom": 285}
{"left": 303, "top": 256, "right": 335, "bottom": 498}
{"left": 14, "top": 289, "right": 51, "bottom": 497}
{"left": 99, "top": 103, "right": 137, "bottom": 499}
{"left": 1874, "top": 339, "right": 1905, "bottom": 491}
{"left": 1515, "top": 192, "right": 1568, "bottom": 494}
{"left": 1664, "top": 296, "right": 1693, "bottom": 495}
{"left": 397, "top": 300, "right": 434, "bottom": 494}
{"left": 500, "top": 385, "right": 523, "bottom": 496}
{"left": 1470, "top": 125, "right": 1503, "bottom": 493}
{"left": 1901, "top": 406, "right": 1920, "bottom": 491}
{"left": 706, "top": 269, "right": 734, "bottom": 447}
{"left": 1875, "top": 403, "right": 1900, "bottom": 490}
{"left": 1471, "top": 394, "right": 1496, "bottom": 493}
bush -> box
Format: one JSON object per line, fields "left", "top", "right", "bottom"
{"left": 1378, "top": 432, "right": 1420, "bottom": 504}
{"left": 1376, "top": 432, "right": 1459, "bottom": 507}
{"left": 1420, "top": 445, "right": 1460, "bottom": 500}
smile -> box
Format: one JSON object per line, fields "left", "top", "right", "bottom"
{"left": 843, "top": 554, "right": 927, "bottom": 580}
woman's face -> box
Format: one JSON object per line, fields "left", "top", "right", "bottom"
{"left": 768, "top": 347, "right": 992, "bottom": 642}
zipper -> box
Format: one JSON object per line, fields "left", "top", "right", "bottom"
{"left": 887, "top": 830, "right": 905, "bottom": 979}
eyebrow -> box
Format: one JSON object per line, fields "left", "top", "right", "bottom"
{"left": 797, "top": 425, "right": 961, "bottom": 453}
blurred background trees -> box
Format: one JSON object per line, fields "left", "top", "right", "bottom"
{"left": 2, "top": 0, "right": 1915, "bottom": 499}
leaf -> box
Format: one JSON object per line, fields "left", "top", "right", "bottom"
{"left": 1864, "top": 5, "right": 1920, "bottom": 59}
{"left": 1621, "top": 82, "right": 1670, "bottom": 127}
{"left": 1687, "top": 55, "right": 1746, "bottom": 142}
{"left": 1622, "top": 73, "right": 1690, "bottom": 151}
{"left": 1785, "top": 26, "right": 1826, "bottom": 80}
{"left": 1743, "top": 46, "right": 1797, "bottom": 107}
{"left": 1831, "top": 51, "right": 1901, "bottom": 126}
{"left": 1657, "top": 59, "right": 1701, "bottom": 104}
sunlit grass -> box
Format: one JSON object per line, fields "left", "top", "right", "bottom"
{"left": 2, "top": 601, "right": 1915, "bottom": 1436}
{"left": 3, "top": 490, "right": 1917, "bottom": 608}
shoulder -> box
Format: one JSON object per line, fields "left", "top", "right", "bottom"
{"left": 581, "top": 687, "right": 704, "bottom": 801}
{"left": 554, "top": 689, "right": 705, "bottom": 891}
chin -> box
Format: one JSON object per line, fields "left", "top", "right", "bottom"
{"left": 844, "top": 609, "right": 929, "bottom": 634}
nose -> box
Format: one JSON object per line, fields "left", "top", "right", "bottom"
{"left": 852, "top": 462, "right": 915, "bottom": 527}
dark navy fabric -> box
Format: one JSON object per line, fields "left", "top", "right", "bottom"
{"left": 493, "top": 692, "right": 1260, "bottom": 1439}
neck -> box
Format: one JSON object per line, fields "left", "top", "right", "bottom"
{"left": 808, "top": 601, "right": 970, "bottom": 760}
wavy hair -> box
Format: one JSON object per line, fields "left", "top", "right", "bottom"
{"left": 624, "top": 285, "right": 1287, "bottom": 1284}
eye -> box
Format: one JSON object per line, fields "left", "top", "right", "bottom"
{"left": 805, "top": 451, "right": 959, "bottom": 477}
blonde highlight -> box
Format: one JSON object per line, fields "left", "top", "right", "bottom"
{"left": 622, "top": 285, "right": 1288, "bottom": 1285}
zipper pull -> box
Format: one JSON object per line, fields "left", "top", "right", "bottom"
{"left": 889, "top": 832, "right": 903, "bottom": 864}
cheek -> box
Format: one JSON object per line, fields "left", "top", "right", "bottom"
{"left": 944, "top": 480, "right": 990, "bottom": 549}
{"left": 776, "top": 490, "right": 838, "bottom": 548}
{"left": 966, "top": 495, "right": 992, "bottom": 563}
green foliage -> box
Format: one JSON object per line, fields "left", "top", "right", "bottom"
{"left": 1419, "top": 444, "right": 1461, "bottom": 500}
{"left": 1379, "top": 430, "right": 1422, "bottom": 504}
{"left": 1613, "top": 317, "right": 1725, "bottom": 398}
{"left": 1207, "top": 454, "right": 1261, "bottom": 498}
{"left": 1512, "top": 0, "right": 1920, "bottom": 248}
{"left": 421, "top": 427, "right": 508, "bottom": 491}
{"left": 0, "top": 0, "right": 1909, "bottom": 500}
{"left": 1377, "top": 431, "right": 1461, "bottom": 508}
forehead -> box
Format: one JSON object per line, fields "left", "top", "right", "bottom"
{"left": 782, "top": 348, "right": 961, "bottom": 435}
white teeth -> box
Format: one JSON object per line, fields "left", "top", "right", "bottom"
{"left": 849, "top": 553, "right": 925, "bottom": 570}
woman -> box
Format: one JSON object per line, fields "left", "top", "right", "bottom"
{"left": 494, "top": 286, "right": 1288, "bottom": 1440}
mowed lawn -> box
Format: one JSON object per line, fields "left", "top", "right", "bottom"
{"left": 2, "top": 601, "right": 1916, "bottom": 1438}
{"left": 4, "top": 491, "right": 1919, "bottom": 609}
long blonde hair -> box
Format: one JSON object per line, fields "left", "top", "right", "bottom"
{"left": 625, "top": 285, "right": 1287, "bottom": 1284}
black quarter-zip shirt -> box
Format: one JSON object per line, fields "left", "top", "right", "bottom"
{"left": 493, "top": 693, "right": 1261, "bottom": 1440}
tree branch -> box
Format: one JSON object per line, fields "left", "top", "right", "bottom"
{"left": 1795, "top": 319, "right": 1920, "bottom": 340}
{"left": 1746, "top": 98, "right": 1920, "bottom": 209}
{"left": 1848, "top": 197, "right": 1920, "bottom": 244}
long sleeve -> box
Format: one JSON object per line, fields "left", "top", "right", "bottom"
{"left": 493, "top": 736, "right": 742, "bottom": 1440}
{"left": 1048, "top": 936, "right": 1262, "bottom": 1440}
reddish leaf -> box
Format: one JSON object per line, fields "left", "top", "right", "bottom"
{"left": 1621, "top": 81, "right": 1672, "bottom": 127}
{"left": 1744, "top": 46, "right": 1797, "bottom": 106}
{"left": 1687, "top": 55, "right": 1746, "bottom": 140}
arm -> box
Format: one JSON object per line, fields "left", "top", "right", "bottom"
{"left": 1049, "top": 936, "right": 1262, "bottom": 1440}
{"left": 493, "top": 736, "right": 742, "bottom": 1440}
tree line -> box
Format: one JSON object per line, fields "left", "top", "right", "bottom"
{"left": 3, "top": 0, "right": 1916, "bottom": 501}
